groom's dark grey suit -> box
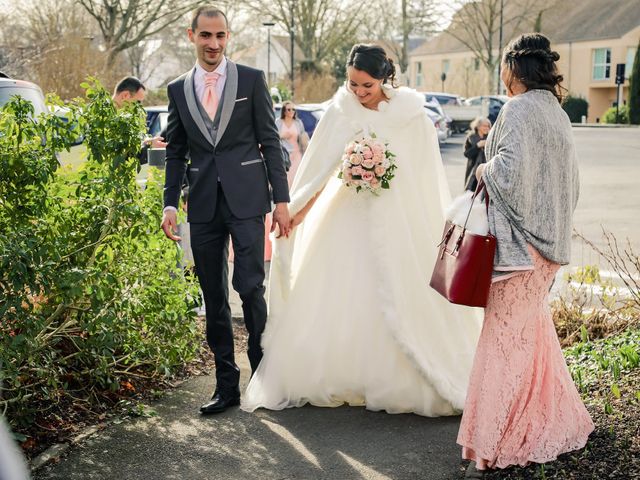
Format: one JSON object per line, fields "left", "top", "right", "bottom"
{"left": 164, "top": 59, "right": 289, "bottom": 397}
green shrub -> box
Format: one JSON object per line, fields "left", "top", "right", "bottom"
{"left": 0, "top": 80, "right": 199, "bottom": 430}
{"left": 601, "top": 105, "right": 629, "bottom": 124}
{"left": 562, "top": 94, "right": 589, "bottom": 123}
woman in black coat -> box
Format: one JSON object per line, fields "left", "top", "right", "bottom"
{"left": 463, "top": 117, "right": 491, "bottom": 191}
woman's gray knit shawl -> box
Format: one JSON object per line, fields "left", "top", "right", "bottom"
{"left": 483, "top": 89, "right": 579, "bottom": 277}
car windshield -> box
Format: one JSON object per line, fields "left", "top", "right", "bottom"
{"left": 0, "top": 86, "right": 47, "bottom": 115}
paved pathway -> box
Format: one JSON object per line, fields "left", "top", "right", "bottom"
{"left": 35, "top": 355, "right": 464, "bottom": 480}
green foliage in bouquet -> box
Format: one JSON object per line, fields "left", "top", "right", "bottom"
{"left": 0, "top": 79, "right": 199, "bottom": 429}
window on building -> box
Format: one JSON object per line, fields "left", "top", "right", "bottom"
{"left": 592, "top": 48, "right": 611, "bottom": 80}
{"left": 442, "top": 59, "right": 450, "bottom": 74}
{"left": 626, "top": 47, "right": 637, "bottom": 79}
{"left": 416, "top": 62, "right": 423, "bottom": 88}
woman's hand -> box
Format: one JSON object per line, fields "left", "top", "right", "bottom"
{"left": 475, "top": 163, "right": 487, "bottom": 182}
{"left": 290, "top": 212, "right": 305, "bottom": 230}
{"left": 477, "top": 139, "right": 486, "bottom": 148}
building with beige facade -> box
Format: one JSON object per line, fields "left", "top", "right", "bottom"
{"left": 408, "top": 0, "right": 640, "bottom": 122}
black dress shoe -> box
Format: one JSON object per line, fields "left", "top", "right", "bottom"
{"left": 199, "top": 391, "right": 240, "bottom": 415}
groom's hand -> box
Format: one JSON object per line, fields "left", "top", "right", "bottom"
{"left": 272, "top": 203, "right": 291, "bottom": 238}
{"left": 161, "top": 209, "right": 182, "bottom": 241}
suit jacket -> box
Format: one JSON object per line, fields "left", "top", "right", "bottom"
{"left": 164, "top": 60, "right": 290, "bottom": 222}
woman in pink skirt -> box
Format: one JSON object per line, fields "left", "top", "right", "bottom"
{"left": 276, "top": 101, "right": 308, "bottom": 187}
{"left": 457, "top": 33, "right": 594, "bottom": 477}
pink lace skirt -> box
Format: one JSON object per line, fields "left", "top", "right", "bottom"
{"left": 457, "top": 245, "right": 594, "bottom": 470}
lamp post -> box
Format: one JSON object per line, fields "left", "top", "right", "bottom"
{"left": 496, "top": 0, "right": 504, "bottom": 95}
{"left": 290, "top": 0, "right": 296, "bottom": 99}
{"left": 262, "top": 21, "right": 275, "bottom": 86}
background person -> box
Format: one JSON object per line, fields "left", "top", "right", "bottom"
{"left": 275, "top": 101, "right": 308, "bottom": 186}
{"left": 463, "top": 117, "right": 491, "bottom": 192}
{"left": 111, "top": 76, "right": 167, "bottom": 163}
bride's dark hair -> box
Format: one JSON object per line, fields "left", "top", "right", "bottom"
{"left": 346, "top": 44, "right": 397, "bottom": 87}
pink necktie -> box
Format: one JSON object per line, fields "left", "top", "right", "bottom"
{"left": 203, "top": 72, "right": 221, "bottom": 120}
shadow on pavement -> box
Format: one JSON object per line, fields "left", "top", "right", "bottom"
{"left": 35, "top": 372, "right": 463, "bottom": 480}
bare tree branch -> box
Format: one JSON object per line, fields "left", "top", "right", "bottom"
{"left": 445, "top": 0, "right": 552, "bottom": 92}
{"left": 75, "top": 0, "right": 202, "bottom": 66}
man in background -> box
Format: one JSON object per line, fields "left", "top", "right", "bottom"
{"left": 112, "top": 76, "right": 167, "bottom": 160}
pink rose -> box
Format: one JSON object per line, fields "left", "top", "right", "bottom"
{"left": 370, "top": 178, "right": 380, "bottom": 188}
{"left": 363, "top": 150, "right": 373, "bottom": 159}
{"left": 362, "top": 171, "right": 375, "bottom": 182}
{"left": 346, "top": 142, "right": 356, "bottom": 154}
{"left": 372, "top": 143, "right": 384, "bottom": 156}
{"left": 351, "top": 166, "right": 364, "bottom": 176}
{"left": 349, "top": 153, "right": 363, "bottom": 165}
{"left": 373, "top": 152, "right": 384, "bottom": 164}
{"left": 362, "top": 158, "right": 375, "bottom": 169}
{"left": 374, "top": 165, "right": 386, "bottom": 176}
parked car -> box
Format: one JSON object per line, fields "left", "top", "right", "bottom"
{"left": 421, "top": 91, "right": 481, "bottom": 133}
{"left": 464, "top": 95, "right": 509, "bottom": 124}
{"left": 0, "top": 77, "right": 47, "bottom": 116}
{"left": 424, "top": 100, "right": 452, "bottom": 138}
{"left": 273, "top": 103, "right": 325, "bottom": 138}
{"left": 424, "top": 107, "right": 449, "bottom": 144}
{"left": 145, "top": 105, "right": 169, "bottom": 137}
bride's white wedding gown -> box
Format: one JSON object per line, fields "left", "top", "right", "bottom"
{"left": 242, "top": 85, "right": 482, "bottom": 416}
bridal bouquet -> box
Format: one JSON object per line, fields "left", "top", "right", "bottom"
{"left": 338, "top": 133, "right": 397, "bottom": 194}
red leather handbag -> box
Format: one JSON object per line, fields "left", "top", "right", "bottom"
{"left": 429, "top": 180, "right": 496, "bottom": 307}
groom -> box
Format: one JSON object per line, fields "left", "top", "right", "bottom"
{"left": 161, "top": 5, "right": 291, "bottom": 414}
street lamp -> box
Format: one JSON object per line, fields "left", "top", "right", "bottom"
{"left": 262, "top": 21, "right": 275, "bottom": 86}
{"left": 496, "top": 0, "right": 504, "bottom": 95}
{"left": 290, "top": 0, "right": 296, "bottom": 99}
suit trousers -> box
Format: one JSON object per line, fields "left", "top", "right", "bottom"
{"left": 190, "top": 184, "right": 267, "bottom": 396}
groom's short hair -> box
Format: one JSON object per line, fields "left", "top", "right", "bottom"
{"left": 191, "top": 6, "right": 229, "bottom": 31}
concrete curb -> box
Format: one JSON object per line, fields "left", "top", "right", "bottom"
{"left": 30, "top": 425, "right": 102, "bottom": 471}
{"left": 571, "top": 123, "right": 640, "bottom": 128}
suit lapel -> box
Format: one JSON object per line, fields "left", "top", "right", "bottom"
{"left": 214, "top": 60, "right": 238, "bottom": 145}
{"left": 183, "top": 67, "right": 214, "bottom": 146}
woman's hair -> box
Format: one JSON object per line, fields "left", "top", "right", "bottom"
{"left": 346, "top": 44, "right": 397, "bottom": 86}
{"left": 280, "top": 101, "right": 297, "bottom": 119}
{"left": 502, "top": 33, "right": 565, "bottom": 102}
{"left": 470, "top": 117, "right": 491, "bottom": 135}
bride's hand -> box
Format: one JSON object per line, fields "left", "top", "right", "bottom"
{"left": 290, "top": 212, "right": 305, "bottom": 230}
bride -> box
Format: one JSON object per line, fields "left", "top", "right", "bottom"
{"left": 242, "top": 44, "right": 482, "bottom": 416}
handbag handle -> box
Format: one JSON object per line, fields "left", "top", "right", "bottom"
{"left": 461, "top": 178, "right": 490, "bottom": 230}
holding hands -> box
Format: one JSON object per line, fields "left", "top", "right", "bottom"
{"left": 272, "top": 203, "right": 292, "bottom": 238}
